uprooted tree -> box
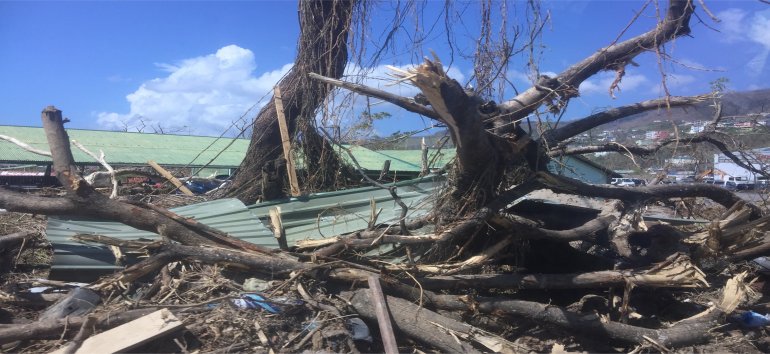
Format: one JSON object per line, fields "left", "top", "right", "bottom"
{"left": 3, "top": 0, "right": 770, "bottom": 351}
{"left": 302, "top": 0, "right": 767, "bottom": 260}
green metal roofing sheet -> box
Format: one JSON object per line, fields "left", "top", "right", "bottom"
{"left": 0, "top": 126, "right": 452, "bottom": 173}
{"left": 45, "top": 176, "right": 445, "bottom": 280}
{"left": 47, "top": 198, "right": 276, "bottom": 280}
{"left": 376, "top": 149, "right": 456, "bottom": 170}
{"left": 248, "top": 175, "right": 444, "bottom": 245}
{"left": 337, "top": 145, "right": 424, "bottom": 172}
{"left": 0, "top": 125, "right": 249, "bottom": 167}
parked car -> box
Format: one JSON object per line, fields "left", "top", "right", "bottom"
{"left": 756, "top": 177, "right": 769, "bottom": 190}
{"left": 719, "top": 177, "right": 753, "bottom": 190}
{"left": 611, "top": 178, "right": 636, "bottom": 187}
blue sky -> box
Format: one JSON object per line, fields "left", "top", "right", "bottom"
{"left": 1, "top": 1, "right": 768, "bottom": 137}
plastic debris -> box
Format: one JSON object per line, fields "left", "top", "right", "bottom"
{"left": 230, "top": 293, "right": 281, "bottom": 313}
{"left": 738, "top": 311, "right": 770, "bottom": 328}
{"left": 753, "top": 257, "right": 770, "bottom": 273}
{"left": 347, "top": 317, "right": 372, "bottom": 343}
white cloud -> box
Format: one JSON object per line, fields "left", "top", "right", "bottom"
{"left": 749, "top": 10, "right": 770, "bottom": 48}
{"left": 715, "top": 8, "right": 770, "bottom": 75}
{"left": 647, "top": 73, "right": 698, "bottom": 96}
{"left": 97, "top": 45, "right": 292, "bottom": 135}
{"left": 717, "top": 8, "right": 747, "bottom": 42}
{"left": 578, "top": 71, "right": 648, "bottom": 96}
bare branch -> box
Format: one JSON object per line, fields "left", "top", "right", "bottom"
{"left": 308, "top": 72, "right": 441, "bottom": 121}
{"left": 495, "top": 0, "right": 695, "bottom": 132}
{"left": 0, "top": 134, "right": 52, "bottom": 157}
{"left": 72, "top": 140, "right": 119, "bottom": 199}
{"left": 541, "top": 95, "right": 709, "bottom": 143}
{"left": 536, "top": 172, "right": 763, "bottom": 218}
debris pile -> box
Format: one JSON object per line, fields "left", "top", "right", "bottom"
{"left": 2, "top": 110, "right": 770, "bottom": 353}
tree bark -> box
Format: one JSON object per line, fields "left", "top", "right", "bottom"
{"left": 343, "top": 289, "right": 484, "bottom": 354}
{"left": 429, "top": 294, "right": 720, "bottom": 348}
{"left": 228, "top": 0, "right": 355, "bottom": 204}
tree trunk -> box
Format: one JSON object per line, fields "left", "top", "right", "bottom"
{"left": 228, "top": 0, "right": 355, "bottom": 204}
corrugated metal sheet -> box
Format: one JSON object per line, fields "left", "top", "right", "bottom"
{"left": 0, "top": 126, "right": 446, "bottom": 174}
{"left": 337, "top": 145, "right": 423, "bottom": 172}
{"left": 0, "top": 126, "right": 249, "bottom": 167}
{"left": 46, "top": 176, "right": 445, "bottom": 279}
{"left": 377, "top": 149, "right": 456, "bottom": 171}
{"left": 247, "top": 175, "right": 444, "bottom": 245}
{"left": 47, "top": 198, "right": 276, "bottom": 280}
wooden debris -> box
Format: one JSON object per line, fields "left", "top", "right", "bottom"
{"left": 344, "top": 289, "right": 483, "bottom": 354}
{"left": 367, "top": 276, "right": 399, "bottom": 354}
{"left": 49, "top": 309, "right": 183, "bottom": 354}
{"left": 147, "top": 160, "right": 193, "bottom": 196}
{"left": 274, "top": 86, "right": 301, "bottom": 197}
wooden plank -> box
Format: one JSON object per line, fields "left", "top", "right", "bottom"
{"left": 268, "top": 207, "right": 289, "bottom": 250}
{"left": 50, "top": 309, "right": 183, "bottom": 354}
{"left": 367, "top": 276, "right": 399, "bottom": 354}
{"left": 147, "top": 160, "right": 193, "bottom": 196}
{"left": 273, "top": 86, "right": 301, "bottom": 197}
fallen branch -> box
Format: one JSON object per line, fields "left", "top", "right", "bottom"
{"left": 0, "top": 134, "right": 52, "bottom": 156}
{"left": 0, "top": 308, "right": 160, "bottom": 345}
{"left": 72, "top": 140, "right": 119, "bottom": 199}
{"left": 429, "top": 294, "right": 720, "bottom": 348}
{"left": 90, "top": 242, "right": 308, "bottom": 290}
{"left": 536, "top": 171, "right": 763, "bottom": 218}
{"left": 495, "top": 0, "right": 695, "bottom": 130}
{"left": 344, "top": 289, "right": 486, "bottom": 353}
{"left": 416, "top": 253, "right": 708, "bottom": 290}
{"left": 0, "top": 107, "right": 263, "bottom": 251}
{"left": 0, "top": 231, "right": 33, "bottom": 250}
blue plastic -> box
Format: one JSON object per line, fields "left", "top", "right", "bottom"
{"left": 230, "top": 293, "right": 281, "bottom": 313}
{"left": 739, "top": 311, "right": 770, "bottom": 328}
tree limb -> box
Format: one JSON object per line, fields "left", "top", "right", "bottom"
{"left": 536, "top": 171, "right": 763, "bottom": 218}
{"left": 541, "top": 95, "right": 709, "bottom": 144}
{"left": 495, "top": 0, "right": 695, "bottom": 132}
{"left": 428, "top": 294, "right": 720, "bottom": 348}
{"left": 308, "top": 72, "right": 441, "bottom": 121}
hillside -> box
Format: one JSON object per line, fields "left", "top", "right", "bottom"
{"left": 599, "top": 88, "right": 770, "bottom": 131}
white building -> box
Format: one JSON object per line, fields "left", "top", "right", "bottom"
{"left": 711, "top": 147, "right": 770, "bottom": 182}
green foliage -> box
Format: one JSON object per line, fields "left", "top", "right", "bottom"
{"left": 709, "top": 77, "right": 730, "bottom": 95}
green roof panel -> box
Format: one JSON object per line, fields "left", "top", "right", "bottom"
{"left": 0, "top": 126, "right": 249, "bottom": 167}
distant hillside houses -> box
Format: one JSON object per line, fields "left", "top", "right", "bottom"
{"left": 645, "top": 130, "right": 670, "bottom": 140}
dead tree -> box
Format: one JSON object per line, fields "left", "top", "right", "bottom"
{"left": 309, "top": 0, "right": 766, "bottom": 266}
{"left": 227, "top": 0, "right": 357, "bottom": 204}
